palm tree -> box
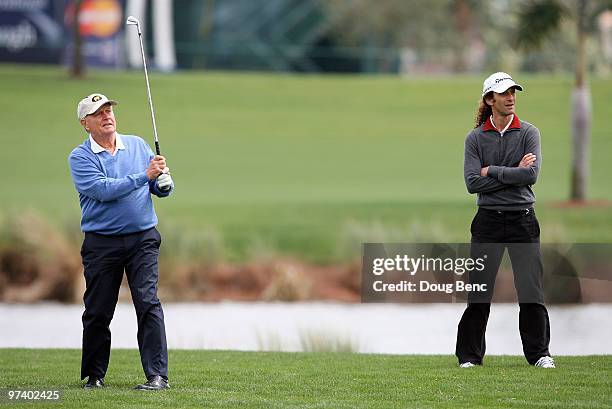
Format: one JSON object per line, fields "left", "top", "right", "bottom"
{"left": 516, "top": 0, "right": 602, "bottom": 201}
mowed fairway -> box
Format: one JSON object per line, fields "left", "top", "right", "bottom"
{"left": 2, "top": 65, "right": 611, "bottom": 261}
{"left": 0, "top": 349, "right": 610, "bottom": 408}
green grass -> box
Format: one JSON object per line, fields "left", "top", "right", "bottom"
{"left": 2, "top": 65, "right": 612, "bottom": 262}
{"left": 0, "top": 349, "right": 610, "bottom": 408}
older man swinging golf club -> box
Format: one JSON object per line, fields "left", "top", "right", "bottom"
{"left": 69, "top": 93, "right": 174, "bottom": 390}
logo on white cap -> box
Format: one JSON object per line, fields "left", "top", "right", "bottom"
{"left": 77, "top": 93, "right": 117, "bottom": 120}
{"left": 482, "top": 72, "right": 523, "bottom": 97}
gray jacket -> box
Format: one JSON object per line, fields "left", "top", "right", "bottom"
{"left": 464, "top": 116, "right": 541, "bottom": 210}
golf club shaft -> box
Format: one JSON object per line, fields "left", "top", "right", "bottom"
{"left": 134, "top": 26, "right": 161, "bottom": 155}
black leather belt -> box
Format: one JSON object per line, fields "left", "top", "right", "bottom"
{"left": 481, "top": 207, "right": 532, "bottom": 215}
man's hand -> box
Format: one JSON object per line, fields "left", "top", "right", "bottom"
{"left": 157, "top": 167, "right": 173, "bottom": 191}
{"left": 146, "top": 155, "right": 167, "bottom": 180}
{"left": 480, "top": 166, "right": 489, "bottom": 177}
{"left": 519, "top": 153, "right": 536, "bottom": 168}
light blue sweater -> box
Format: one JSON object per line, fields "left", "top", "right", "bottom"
{"left": 68, "top": 133, "right": 173, "bottom": 235}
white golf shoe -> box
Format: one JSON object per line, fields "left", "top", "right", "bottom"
{"left": 459, "top": 362, "right": 476, "bottom": 368}
{"left": 535, "top": 356, "right": 556, "bottom": 368}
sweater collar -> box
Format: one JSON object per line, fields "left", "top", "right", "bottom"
{"left": 482, "top": 114, "right": 521, "bottom": 132}
{"left": 89, "top": 133, "right": 125, "bottom": 154}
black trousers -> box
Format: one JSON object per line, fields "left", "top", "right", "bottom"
{"left": 80, "top": 227, "right": 168, "bottom": 380}
{"left": 455, "top": 208, "right": 551, "bottom": 365}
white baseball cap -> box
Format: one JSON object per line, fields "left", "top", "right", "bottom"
{"left": 77, "top": 93, "right": 117, "bottom": 120}
{"left": 482, "top": 72, "right": 523, "bottom": 97}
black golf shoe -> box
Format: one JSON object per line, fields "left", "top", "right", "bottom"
{"left": 83, "top": 377, "right": 104, "bottom": 389}
{"left": 134, "top": 375, "right": 170, "bottom": 390}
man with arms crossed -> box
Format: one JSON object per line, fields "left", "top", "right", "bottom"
{"left": 456, "top": 73, "right": 554, "bottom": 369}
{"left": 69, "top": 93, "right": 174, "bottom": 389}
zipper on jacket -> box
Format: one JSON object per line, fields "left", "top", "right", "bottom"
{"left": 498, "top": 132, "right": 503, "bottom": 164}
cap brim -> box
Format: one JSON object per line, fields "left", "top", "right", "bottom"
{"left": 81, "top": 100, "right": 118, "bottom": 119}
{"left": 484, "top": 83, "right": 523, "bottom": 96}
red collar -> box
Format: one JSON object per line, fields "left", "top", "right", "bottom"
{"left": 482, "top": 115, "right": 521, "bottom": 132}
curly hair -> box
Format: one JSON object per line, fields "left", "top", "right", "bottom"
{"left": 474, "top": 93, "right": 493, "bottom": 128}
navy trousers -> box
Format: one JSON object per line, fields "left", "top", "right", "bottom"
{"left": 80, "top": 227, "right": 168, "bottom": 380}
{"left": 455, "top": 208, "right": 551, "bottom": 365}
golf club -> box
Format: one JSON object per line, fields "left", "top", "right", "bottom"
{"left": 126, "top": 15, "right": 161, "bottom": 156}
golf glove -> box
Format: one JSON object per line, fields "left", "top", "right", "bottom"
{"left": 157, "top": 168, "right": 173, "bottom": 191}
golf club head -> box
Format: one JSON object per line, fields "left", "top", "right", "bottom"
{"left": 126, "top": 16, "right": 141, "bottom": 34}
{"left": 126, "top": 16, "right": 139, "bottom": 25}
